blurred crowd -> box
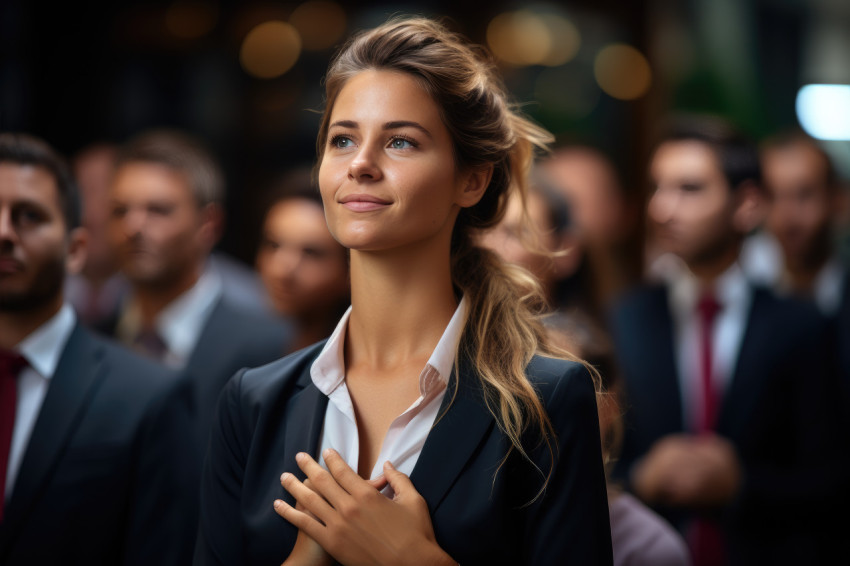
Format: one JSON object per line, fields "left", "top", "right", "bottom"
{"left": 1, "top": 109, "right": 848, "bottom": 565}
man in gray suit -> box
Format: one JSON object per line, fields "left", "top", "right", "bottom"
{"left": 106, "top": 129, "right": 292, "bottom": 447}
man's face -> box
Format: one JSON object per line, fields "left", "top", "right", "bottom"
{"left": 764, "top": 143, "right": 833, "bottom": 268}
{"left": 0, "top": 163, "right": 80, "bottom": 312}
{"left": 648, "top": 140, "right": 739, "bottom": 268}
{"left": 108, "top": 162, "right": 209, "bottom": 289}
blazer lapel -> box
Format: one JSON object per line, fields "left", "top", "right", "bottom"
{"left": 410, "top": 363, "right": 495, "bottom": 515}
{"left": 1, "top": 324, "right": 107, "bottom": 535}
{"left": 717, "top": 288, "right": 769, "bottom": 439}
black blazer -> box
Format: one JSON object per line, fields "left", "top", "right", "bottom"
{"left": 0, "top": 323, "right": 199, "bottom": 565}
{"left": 194, "top": 343, "right": 613, "bottom": 565}
{"left": 608, "top": 284, "right": 839, "bottom": 564}
{"left": 180, "top": 298, "right": 293, "bottom": 448}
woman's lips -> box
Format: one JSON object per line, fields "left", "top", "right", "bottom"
{"left": 339, "top": 194, "right": 391, "bottom": 212}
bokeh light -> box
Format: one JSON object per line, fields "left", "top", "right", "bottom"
{"left": 796, "top": 84, "right": 850, "bottom": 140}
{"left": 487, "top": 11, "right": 551, "bottom": 66}
{"left": 594, "top": 44, "right": 652, "bottom": 100}
{"left": 539, "top": 15, "right": 581, "bottom": 67}
{"left": 240, "top": 21, "right": 302, "bottom": 79}
{"left": 289, "top": 1, "right": 347, "bottom": 51}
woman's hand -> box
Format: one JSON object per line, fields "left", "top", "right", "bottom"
{"left": 280, "top": 478, "right": 334, "bottom": 566}
{"left": 273, "top": 449, "right": 456, "bottom": 566}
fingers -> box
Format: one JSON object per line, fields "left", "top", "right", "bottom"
{"left": 294, "top": 452, "right": 351, "bottom": 506}
{"left": 382, "top": 461, "right": 413, "bottom": 497}
{"left": 273, "top": 498, "right": 324, "bottom": 542}
{"left": 368, "top": 474, "right": 388, "bottom": 492}
{"left": 280, "top": 471, "right": 335, "bottom": 523}
{"left": 322, "top": 449, "right": 376, "bottom": 498}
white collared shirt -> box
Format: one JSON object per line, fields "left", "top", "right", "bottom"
{"left": 310, "top": 297, "right": 468, "bottom": 489}
{"left": 5, "top": 303, "right": 76, "bottom": 500}
{"left": 117, "top": 269, "right": 223, "bottom": 368}
{"left": 668, "top": 264, "right": 751, "bottom": 432}
{"left": 810, "top": 258, "right": 846, "bottom": 316}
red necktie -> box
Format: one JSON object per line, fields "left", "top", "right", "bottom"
{"left": 697, "top": 292, "right": 722, "bottom": 434}
{"left": 0, "top": 349, "right": 27, "bottom": 523}
{"left": 691, "top": 292, "right": 727, "bottom": 566}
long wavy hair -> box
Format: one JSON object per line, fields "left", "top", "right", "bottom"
{"left": 317, "top": 17, "right": 600, "bottom": 494}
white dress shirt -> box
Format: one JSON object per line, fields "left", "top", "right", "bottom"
{"left": 5, "top": 303, "right": 76, "bottom": 501}
{"left": 668, "top": 264, "right": 751, "bottom": 432}
{"left": 310, "top": 297, "right": 468, "bottom": 491}
{"left": 117, "top": 269, "right": 223, "bottom": 368}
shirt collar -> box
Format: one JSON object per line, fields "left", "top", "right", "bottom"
{"left": 16, "top": 303, "right": 77, "bottom": 379}
{"left": 118, "top": 269, "right": 223, "bottom": 365}
{"left": 669, "top": 262, "right": 750, "bottom": 317}
{"left": 812, "top": 257, "right": 845, "bottom": 316}
{"left": 311, "top": 296, "right": 469, "bottom": 397}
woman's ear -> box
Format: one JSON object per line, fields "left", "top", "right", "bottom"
{"left": 456, "top": 165, "right": 493, "bottom": 208}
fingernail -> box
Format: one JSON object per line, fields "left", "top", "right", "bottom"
{"left": 385, "top": 460, "right": 395, "bottom": 470}
{"left": 273, "top": 499, "right": 282, "bottom": 508}
{"left": 281, "top": 472, "right": 291, "bottom": 482}
{"left": 323, "top": 448, "right": 334, "bottom": 459}
{"left": 295, "top": 452, "right": 307, "bottom": 463}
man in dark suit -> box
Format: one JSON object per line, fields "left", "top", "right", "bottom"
{"left": 105, "top": 129, "right": 292, "bottom": 447}
{"left": 761, "top": 131, "right": 850, "bottom": 559}
{"left": 762, "top": 130, "right": 848, "bottom": 316}
{"left": 0, "top": 133, "right": 197, "bottom": 564}
{"left": 609, "top": 117, "right": 839, "bottom": 565}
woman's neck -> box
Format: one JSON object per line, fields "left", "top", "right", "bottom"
{"left": 346, "top": 242, "right": 458, "bottom": 372}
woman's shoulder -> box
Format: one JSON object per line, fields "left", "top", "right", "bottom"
{"left": 224, "top": 340, "right": 326, "bottom": 408}
{"left": 525, "top": 354, "right": 595, "bottom": 406}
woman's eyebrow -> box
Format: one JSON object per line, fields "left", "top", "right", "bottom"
{"left": 329, "top": 119, "right": 433, "bottom": 139}
{"left": 383, "top": 121, "right": 432, "bottom": 138}
{"left": 329, "top": 120, "right": 358, "bottom": 129}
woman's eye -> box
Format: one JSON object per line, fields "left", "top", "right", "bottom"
{"left": 389, "top": 138, "right": 414, "bottom": 150}
{"left": 331, "top": 135, "right": 353, "bottom": 149}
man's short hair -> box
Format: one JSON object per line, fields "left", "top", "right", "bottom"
{"left": 0, "top": 132, "right": 81, "bottom": 230}
{"left": 116, "top": 129, "right": 224, "bottom": 207}
{"left": 655, "top": 114, "right": 762, "bottom": 191}
{"left": 760, "top": 129, "right": 838, "bottom": 189}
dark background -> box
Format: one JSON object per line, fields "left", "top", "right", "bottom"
{"left": 2, "top": 0, "right": 847, "bottom": 263}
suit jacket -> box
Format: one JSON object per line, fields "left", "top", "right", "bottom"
{"left": 608, "top": 284, "right": 839, "bottom": 565}
{"left": 194, "top": 343, "right": 613, "bottom": 565}
{"left": 0, "top": 323, "right": 198, "bottom": 566}
{"left": 181, "top": 298, "right": 292, "bottom": 449}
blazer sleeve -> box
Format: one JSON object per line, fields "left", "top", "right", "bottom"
{"left": 194, "top": 369, "right": 251, "bottom": 566}
{"left": 521, "top": 362, "right": 614, "bottom": 565}
{"left": 122, "top": 374, "right": 200, "bottom": 566}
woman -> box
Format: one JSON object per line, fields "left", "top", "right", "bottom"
{"left": 195, "top": 17, "right": 612, "bottom": 566}
{"left": 255, "top": 166, "right": 350, "bottom": 352}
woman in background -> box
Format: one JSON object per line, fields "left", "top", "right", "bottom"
{"left": 255, "top": 166, "right": 350, "bottom": 352}
{"left": 195, "top": 17, "right": 612, "bottom": 566}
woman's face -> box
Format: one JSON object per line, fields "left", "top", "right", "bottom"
{"left": 256, "top": 198, "right": 349, "bottom": 319}
{"left": 318, "top": 69, "right": 480, "bottom": 253}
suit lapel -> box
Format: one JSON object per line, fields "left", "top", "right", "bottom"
{"left": 718, "top": 288, "right": 769, "bottom": 438}
{"left": 410, "top": 363, "right": 495, "bottom": 515}
{"left": 1, "top": 324, "right": 107, "bottom": 535}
